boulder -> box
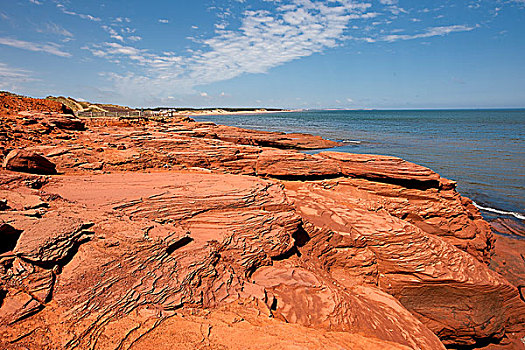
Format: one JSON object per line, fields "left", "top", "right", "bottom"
{"left": 2, "top": 149, "right": 57, "bottom": 175}
{"left": 47, "top": 115, "right": 85, "bottom": 131}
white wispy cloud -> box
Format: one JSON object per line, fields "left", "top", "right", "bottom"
{"left": 0, "top": 37, "right": 71, "bottom": 57}
{"left": 101, "top": 23, "right": 142, "bottom": 43}
{"left": 86, "top": 42, "right": 181, "bottom": 69}
{"left": 378, "top": 0, "right": 407, "bottom": 15}
{"left": 102, "top": 25, "right": 124, "bottom": 42}
{"left": 185, "top": 1, "right": 376, "bottom": 84}
{"left": 381, "top": 24, "right": 476, "bottom": 42}
{"left": 92, "top": 0, "right": 378, "bottom": 100}
{"left": 0, "top": 63, "right": 32, "bottom": 79}
{"left": 350, "top": 24, "right": 476, "bottom": 43}
{"left": 84, "top": 0, "right": 481, "bottom": 104}
{"left": 29, "top": 0, "right": 42, "bottom": 5}
{"left": 0, "top": 62, "right": 37, "bottom": 90}
{"left": 37, "top": 22, "right": 74, "bottom": 37}
{"left": 115, "top": 17, "right": 131, "bottom": 23}
{"left": 56, "top": 3, "right": 100, "bottom": 22}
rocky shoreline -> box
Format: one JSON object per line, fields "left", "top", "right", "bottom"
{"left": 0, "top": 93, "right": 524, "bottom": 349}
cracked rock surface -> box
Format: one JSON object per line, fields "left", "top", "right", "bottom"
{"left": 0, "top": 95, "right": 523, "bottom": 349}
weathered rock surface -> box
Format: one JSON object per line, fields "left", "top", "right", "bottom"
{"left": 283, "top": 180, "right": 525, "bottom": 347}
{"left": 46, "top": 114, "right": 86, "bottom": 131}
{"left": 2, "top": 149, "right": 57, "bottom": 175}
{"left": 12, "top": 213, "right": 94, "bottom": 265}
{"left": 0, "top": 91, "right": 73, "bottom": 116}
{"left": 124, "top": 299, "right": 413, "bottom": 350}
{"left": 0, "top": 172, "right": 445, "bottom": 350}
{"left": 490, "top": 217, "right": 525, "bottom": 238}
{"left": 0, "top": 94, "right": 523, "bottom": 349}
{"left": 195, "top": 123, "right": 342, "bottom": 149}
{"left": 318, "top": 151, "right": 457, "bottom": 190}
{"left": 489, "top": 231, "right": 525, "bottom": 293}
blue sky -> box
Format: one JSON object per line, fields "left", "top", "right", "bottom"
{"left": 0, "top": 0, "right": 524, "bottom": 108}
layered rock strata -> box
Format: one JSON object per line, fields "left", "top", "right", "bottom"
{"left": 0, "top": 98, "right": 523, "bottom": 349}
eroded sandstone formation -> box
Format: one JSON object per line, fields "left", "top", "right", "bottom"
{"left": 0, "top": 95, "right": 524, "bottom": 349}
{"left": 0, "top": 92, "right": 73, "bottom": 116}
{"left": 3, "top": 149, "right": 58, "bottom": 175}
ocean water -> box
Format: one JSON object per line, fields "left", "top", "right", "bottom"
{"left": 193, "top": 110, "right": 525, "bottom": 223}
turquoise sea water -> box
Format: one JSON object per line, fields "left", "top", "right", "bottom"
{"left": 193, "top": 110, "right": 525, "bottom": 222}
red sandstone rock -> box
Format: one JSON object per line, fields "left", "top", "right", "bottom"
{"left": 318, "top": 151, "right": 456, "bottom": 190}
{"left": 46, "top": 114, "right": 85, "bottom": 131}
{"left": 323, "top": 177, "right": 494, "bottom": 264}
{"left": 0, "top": 94, "right": 523, "bottom": 349}
{"left": 126, "top": 299, "right": 414, "bottom": 350}
{"left": 0, "top": 172, "right": 445, "bottom": 349}
{"left": 256, "top": 149, "right": 342, "bottom": 179}
{"left": 12, "top": 213, "right": 94, "bottom": 264}
{"left": 490, "top": 232, "right": 525, "bottom": 291}
{"left": 2, "top": 149, "right": 57, "bottom": 175}
{"left": 283, "top": 180, "right": 525, "bottom": 346}
{"left": 197, "top": 123, "right": 342, "bottom": 149}
{"left": 0, "top": 91, "right": 72, "bottom": 115}
{"left": 490, "top": 217, "right": 525, "bottom": 237}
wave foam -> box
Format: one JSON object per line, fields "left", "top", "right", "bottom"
{"left": 341, "top": 140, "right": 361, "bottom": 144}
{"left": 473, "top": 202, "right": 525, "bottom": 220}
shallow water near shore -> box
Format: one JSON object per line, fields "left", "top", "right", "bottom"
{"left": 193, "top": 109, "right": 525, "bottom": 228}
